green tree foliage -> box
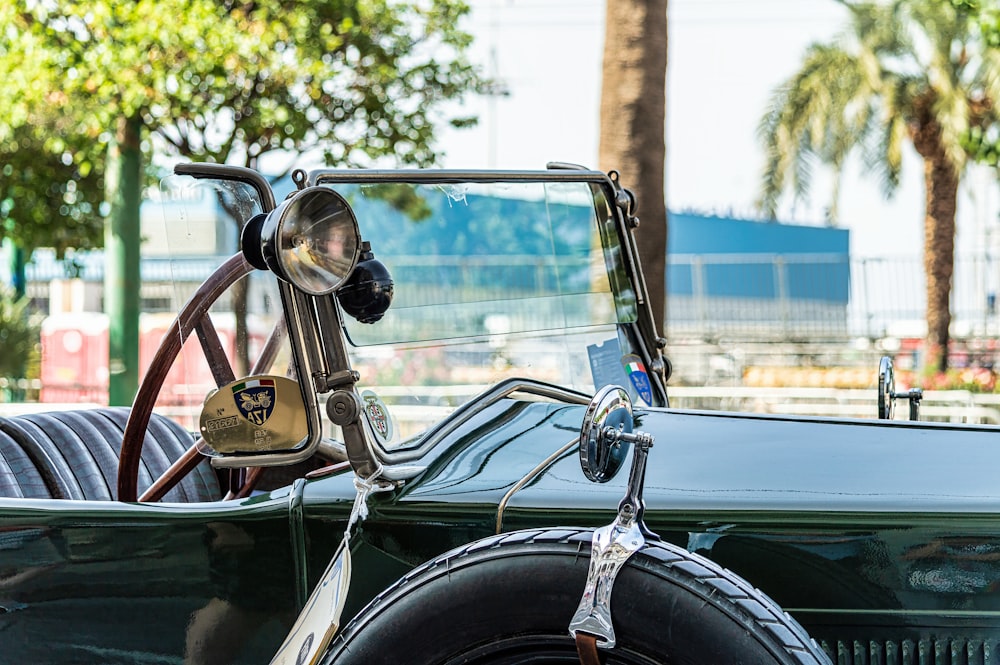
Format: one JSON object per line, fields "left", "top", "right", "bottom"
{"left": 954, "top": 0, "right": 1000, "bottom": 165}
{"left": 953, "top": 0, "right": 1000, "bottom": 48}
{"left": 757, "top": 0, "right": 1000, "bottom": 371}
{"left": 0, "top": 0, "right": 487, "bottom": 254}
{"left": 0, "top": 125, "right": 106, "bottom": 258}
{"left": 0, "top": 3, "right": 106, "bottom": 257}
{"left": 0, "top": 289, "right": 39, "bottom": 380}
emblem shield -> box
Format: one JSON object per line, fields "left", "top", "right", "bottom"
{"left": 361, "top": 390, "right": 394, "bottom": 444}
{"left": 233, "top": 378, "right": 276, "bottom": 426}
{"left": 201, "top": 375, "right": 307, "bottom": 455}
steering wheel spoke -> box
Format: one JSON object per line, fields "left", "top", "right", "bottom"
{"left": 194, "top": 315, "right": 237, "bottom": 387}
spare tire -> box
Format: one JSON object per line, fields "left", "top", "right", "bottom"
{"left": 323, "top": 528, "right": 831, "bottom": 664}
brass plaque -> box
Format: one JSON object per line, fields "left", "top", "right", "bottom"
{"left": 199, "top": 375, "right": 308, "bottom": 454}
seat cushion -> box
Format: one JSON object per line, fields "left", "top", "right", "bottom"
{"left": 0, "top": 427, "right": 51, "bottom": 499}
{"left": 0, "top": 409, "right": 222, "bottom": 502}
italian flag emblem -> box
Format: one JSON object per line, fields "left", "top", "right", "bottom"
{"left": 622, "top": 354, "right": 652, "bottom": 406}
{"left": 233, "top": 378, "right": 277, "bottom": 426}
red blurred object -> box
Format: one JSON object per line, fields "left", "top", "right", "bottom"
{"left": 40, "top": 313, "right": 263, "bottom": 408}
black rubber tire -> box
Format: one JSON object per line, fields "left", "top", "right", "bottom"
{"left": 54, "top": 409, "right": 156, "bottom": 498}
{"left": 324, "top": 528, "right": 831, "bottom": 665}
{"left": 15, "top": 412, "right": 116, "bottom": 500}
{"left": 82, "top": 408, "right": 222, "bottom": 502}
{"left": 84, "top": 407, "right": 189, "bottom": 502}
{"left": 0, "top": 416, "right": 85, "bottom": 499}
{"left": 130, "top": 407, "right": 222, "bottom": 502}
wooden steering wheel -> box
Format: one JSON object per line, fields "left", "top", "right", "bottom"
{"left": 117, "top": 253, "right": 266, "bottom": 502}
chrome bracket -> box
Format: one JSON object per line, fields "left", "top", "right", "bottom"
{"left": 568, "top": 514, "right": 645, "bottom": 648}
{"left": 878, "top": 355, "right": 923, "bottom": 421}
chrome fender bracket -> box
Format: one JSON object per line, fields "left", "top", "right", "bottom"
{"left": 568, "top": 517, "right": 644, "bottom": 648}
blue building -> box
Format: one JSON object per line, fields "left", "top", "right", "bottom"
{"left": 667, "top": 212, "right": 851, "bottom": 340}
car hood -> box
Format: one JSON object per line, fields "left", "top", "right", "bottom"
{"left": 389, "top": 399, "right": 1000, "bottom": 523}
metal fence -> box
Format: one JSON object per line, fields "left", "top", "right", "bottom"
{"left": 24, "top": 250, "right": 1000, "bottom": 343}
{"left": 14, "top": 252, "right": 1000, "bottom": 415}
{"left": 666, "top": 386, "right": 1000, "bottom": 424}
{"left": 667, "top": 252, "right": 1000, "bottom": 342}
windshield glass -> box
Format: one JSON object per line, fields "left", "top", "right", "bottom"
{"left": 151, "top": 175, "right": 284, "bottom": 431}
{"left": 330, "top": 180, "right": 635, "bottom": 344}
{"left": 322, "top": 177, "right": 639, "bottom": 442}
{"left": 155, "top": 171, "right": 646, "bottom": 445}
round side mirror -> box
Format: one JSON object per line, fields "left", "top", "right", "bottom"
{"left": 878, "top": 355, "right": 895, "bottom": 420}
{"left": 579, "top": 385, "right": 634, "bottom": 483}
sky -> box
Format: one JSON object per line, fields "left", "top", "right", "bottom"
{"left": 433, "top": 0, "right": 1000, "bottom": 261}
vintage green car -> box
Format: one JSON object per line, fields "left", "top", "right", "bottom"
{"left": 0, "top": 165, "right": 990, "bottom": 664}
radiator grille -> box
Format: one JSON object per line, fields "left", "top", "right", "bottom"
{"left": 820, "top": 639, "right": 995, "bottom": 665}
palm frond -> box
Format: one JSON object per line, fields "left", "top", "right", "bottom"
{"left": 758, "top": 0, "right": 994, "bottom": 214}
{"left": 864, "top": 113, "right": 906, "bottom": 196}
{"left": 756, "top": 42, "right": 874, "bottom": 218}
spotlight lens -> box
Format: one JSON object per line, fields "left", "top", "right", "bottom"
{"left": 270, "top": 187, "right": 361, "bottom": 295}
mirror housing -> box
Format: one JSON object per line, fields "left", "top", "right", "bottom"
{"left": 579, "top": 385, "right": 634, "bottom": 483}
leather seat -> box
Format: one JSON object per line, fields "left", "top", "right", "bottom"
{"left": 0, "top": 427, "right": 51, "bottom": 499}
{"left": 0, "top": 408, "right": 221, "bottom": 502}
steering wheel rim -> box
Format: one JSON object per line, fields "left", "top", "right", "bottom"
{"left": 117, "top": 253, "right": 255, "bottom": 502}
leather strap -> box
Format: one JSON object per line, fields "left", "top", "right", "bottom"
{"left": 575, "top": 632, "right": 603, "bottom": 665}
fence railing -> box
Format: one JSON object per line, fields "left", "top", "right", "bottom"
{"left": 667, "top": 385, "right": 1000, "bottom": 425}
{"left": 667, "top": 253, "right": 1000, "bottom": 342}
{"left": 23, "top": 251, "right": 1000, "bottom": 344}
{"left": 7, "top": 384, "right": 997, "bottom": 427}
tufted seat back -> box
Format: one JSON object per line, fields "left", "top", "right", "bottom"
{"left": 0, "top": 408, "right": 221, "bottom": 502}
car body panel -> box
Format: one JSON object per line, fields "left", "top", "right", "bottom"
{"left": 4, "top": 397, "right": 1000, "bottom": 661}
{"left": 319, "top": 400, "right": 1000, "bottom": 657}
{"left": 497, "top": 405, "right": 1000, "bottom": 656}
{"left": 0, "top": 496, "right": 300, "bottom": 661}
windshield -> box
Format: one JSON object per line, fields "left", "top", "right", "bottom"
{"left": 332, "top": 180, "right": 636, "bottom": 345}
{"left": 155, "top": 170, "right": 649, "bottom": 445}
{"left": 150, "top": 174, "right": 283, "bottom": 428}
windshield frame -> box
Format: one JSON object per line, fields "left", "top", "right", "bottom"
{"left": 306, "top": 166, "right": 667, "bottom": 392}
{"left": 162, "top": 163, "right": 669, "bottom": 473}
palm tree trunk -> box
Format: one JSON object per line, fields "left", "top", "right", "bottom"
{"left": 598, "top": 0, "right": 668, "bottom": 333}
{"left": 922, "top": 150, "right": 958, "bottom": 372}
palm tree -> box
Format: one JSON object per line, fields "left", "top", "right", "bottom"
{"left": 599, "top": 0, "right": 669, "bottom": 334}
{"left": 758, "top": 0, "right": 1000, "bottom": 372}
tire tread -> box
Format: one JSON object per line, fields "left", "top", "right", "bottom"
{"left": 330, "top": 527, "right": 831, "bottom": 664}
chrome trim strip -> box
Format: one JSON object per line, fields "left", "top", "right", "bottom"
{"left": 308, "top": 168, "right": 612, "bottom": 187}
{"left": 495, "top": 436, "right": 579, "bottom": 533}
{"left": 378, "top": 378, "right": 590, "bottom": 466}
{"left": 287, "top": 477, "right": 309, "bottom": 608}
{"left": 568, "top": 517, "right": 645, "bottom": 648}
